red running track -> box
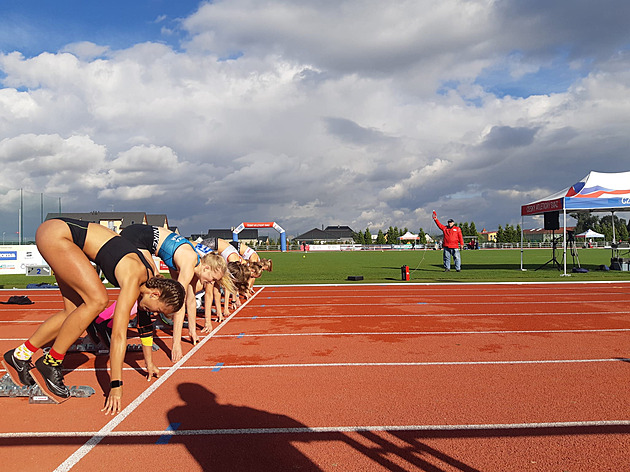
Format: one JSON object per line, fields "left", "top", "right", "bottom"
{"left": 1, "top": 282, "right": 630, "bottom": 471}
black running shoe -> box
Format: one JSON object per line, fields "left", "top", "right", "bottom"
{"left": 2, "top": 349, "right": 35, "bottom": 386}
{"left": 31, "top": 356, "right": 70, "bottom": 401}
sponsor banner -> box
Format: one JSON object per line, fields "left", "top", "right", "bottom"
{"left": 243, "top": 222, "right": 275, "bottom": 228}
{"left": 521, "top": 198, "right": 563, "bottom": 216}
{"left": 0, "top": 245, "right": 47, "bottom": 275}
{"left": 565, "top": 197, "right": 630, "bottom": 210}
{"left": 0, "top": 251, "right": 17, "bottom": 260}
{"left": 234, "top": 221, "right": 286, "bottom": 234}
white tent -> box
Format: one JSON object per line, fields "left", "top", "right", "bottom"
{"left": 521, "top": 170, "right": 630, "bottom": 275}
{"left": 575, "top": 229, "right": 605, "bottom": 239}
{"left": 399, "top": 231, "right": 420, "bottom": 240}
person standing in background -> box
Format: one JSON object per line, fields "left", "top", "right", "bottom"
{"left": 432, "top": 211, "right": 464, "bottom": 272}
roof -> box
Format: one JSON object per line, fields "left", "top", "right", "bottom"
{"left": 323, "top": 225, "right": 355, "bottom": 238}
{"left": 146, "top": 214, "right": 169, "bottom": 227}
{"left": 45, "top": 211, "right": 148, "bottom": 226}
{"left": 295, "top": 227, "right": 355, "bottom": 241}
{"left": 191, "top": 229, "right": 259, "bottom": 240}
{"left": 522, "top": 171, "right": 630, "bottom": 215}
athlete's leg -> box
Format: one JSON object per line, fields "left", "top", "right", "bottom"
{"left": 31, "top": 219, "right": 109, "bottom": 354}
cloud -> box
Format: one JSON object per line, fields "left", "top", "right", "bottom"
{"left": 2, "top": 0, "right": 630, "bottom": 241}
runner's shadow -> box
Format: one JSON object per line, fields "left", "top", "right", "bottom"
{"left": 167, "top": 383, "right": 322, "bottom": 471}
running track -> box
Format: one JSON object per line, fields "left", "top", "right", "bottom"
{"left": 1, "top": 282, "right": 629, "bottom": 471}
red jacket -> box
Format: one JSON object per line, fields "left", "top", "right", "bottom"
{"left": 434, "top": 217, "right": 464, "bottom": 249}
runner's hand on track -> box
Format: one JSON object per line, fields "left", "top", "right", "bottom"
{"left": 190, "top": 328, "right": 199, "bottom": 345}
{"left": 201, "top": 318, "right": 213, "bottom": 334}
{"left": 171, "top": 344, "right": 183, "bottom": 363}
{"left": 146, "top": 363, "right": 160, "bottom": 381}
{"left": 102, "top": 386, "right": 123, "bottom": 415}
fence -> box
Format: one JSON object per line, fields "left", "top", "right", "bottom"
{"left": 0, "top": 188, "right": 62, "bottom": 244}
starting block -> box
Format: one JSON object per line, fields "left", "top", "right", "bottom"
{"left": 0, "top": 373, "right": 95, "bottom": 404}
{"left": 68, "top": 338, "right": 159, "bottom": 355}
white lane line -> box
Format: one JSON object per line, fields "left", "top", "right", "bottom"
{"left": 245, "top": 311, "right": 630, "bottom": 319}
{"left": 173, "top": 358, "right": 629, "bottom": 369}
{"left": 51, "top": 287, "right": 265, "bottom": 472}
{"left": 4, "top": 357, "right": 625, "bottom": 376}
{"left": 3, "top": 420, "right": 630, "bottom": 439}
{"left": 252, "top": 300, "right": 630, "bottom": 307}
{"left": 213, "top": 328, "right": 630, "bottom": 337}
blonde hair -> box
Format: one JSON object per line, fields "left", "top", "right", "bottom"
{"left": 201, "top": 252, "right": 236, "bottom": 295}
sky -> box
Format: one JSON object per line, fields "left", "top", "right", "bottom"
{"left": 2, "top": 0, "right": 630, "bottom": 241}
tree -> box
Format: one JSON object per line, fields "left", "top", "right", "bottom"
{"left": 364, "top": 228, "right": 372, "bottom": 245}
{"left": 376, "top": 230, "right": 386, "bottom": 244}
{"left": 385, "top": 226, "right": 396, "bottom": 243}
{"left": 460, "top": 222, "right": 469, "bottom": 236}
{"left": 418, "top": 228, "right": 426, "bottom": 244}
{"left": 496, "top": 225, "right": 504, "bottom": 243}
{"left": 353, "top": 231, "right": 364, "bottom": 244}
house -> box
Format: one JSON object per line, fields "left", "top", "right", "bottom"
{"left": 523, "top": 227, "right": 575, "bottom": 243}
{"left": 191, "top": 229, "right": 259, "bottom": 246}
{"left": 478, "top": 228, "right": 497, "bottom": 243}
{"left": 294, "top": 225, "right": 355, "bottom": 244}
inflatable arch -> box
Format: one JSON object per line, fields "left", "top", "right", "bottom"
{"left": 233, "top": 222, "right": 287, "bottom": 252}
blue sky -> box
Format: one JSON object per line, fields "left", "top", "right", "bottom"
{"left": 1, "top": 0, "right": 630, "bottom": 240}
{"left": 0, "top": 0, "right": 200, "bottom": 57}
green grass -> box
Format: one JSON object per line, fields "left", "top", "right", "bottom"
{"left": 252, "top": 248, "right": 630, "bottom": 284}
{"left": 1, "top": 248, "right": 628, "bottom": 288}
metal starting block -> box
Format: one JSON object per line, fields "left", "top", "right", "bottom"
{"left": 0, "top": 374, "right": 96, "bottom": 403}
{"left": 68, "top": 338, "right": 159, "bottom": 355}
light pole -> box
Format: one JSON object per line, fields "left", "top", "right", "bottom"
{"left": 2, "top": 232, "right": 5, "bottom": 245}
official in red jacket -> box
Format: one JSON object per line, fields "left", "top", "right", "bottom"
{"left": 433, "top": 211, "right": 464, "bottom": 272}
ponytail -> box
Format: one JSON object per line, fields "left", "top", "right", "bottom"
{"left": 145, "top": 277, "right": 186, "bottom": 312}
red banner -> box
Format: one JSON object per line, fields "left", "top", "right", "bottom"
{"left": 243, "top": 222, "right": 275, "bottom": 228}
{"left": 521, "top": 198, "right": 563, "bottom": 216}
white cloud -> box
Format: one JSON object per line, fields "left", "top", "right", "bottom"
{"left": 2, "top": 0, "right": 630, "bottom": 240}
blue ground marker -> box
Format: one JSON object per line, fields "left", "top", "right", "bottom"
{"left": 156, "top": 422, "right": 181, "bottom": 444}
{"left": 252, "top": 316, "right": 258, "bottom": 319}
{"left": 212, "top": 362, "right": 224, "bottom": 372}
{"left": 237, "top": 333, "right": 245, "bottom": 338}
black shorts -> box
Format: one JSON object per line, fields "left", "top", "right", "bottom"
{"left": 201, "top": 237, "right": 219, "bottom": 251}
{"left": 55, "top": 217, "right": 89, "bottom": 249}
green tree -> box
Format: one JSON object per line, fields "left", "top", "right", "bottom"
{"left": 376, "top": 230, "right": 386, "bottom": 244}
{"left": 385, "top": 226, "right": 396, "bottom": 243}
{"left": 469, "top": 221, "right": 477, "bottom": 236}
{"left": 364, "top": 228, "right": 372, "bottom": 245}
{"left": 418, "top": 228, "right": 426, "bottom": 244}
{"left": 496, "top": 225, "right": 504, "bottom": 243}
{"left": 460, "top": 222, "right": 470, "bottom": 236}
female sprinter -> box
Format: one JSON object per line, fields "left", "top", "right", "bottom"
{"left": 120, "top": 224, "right": 231, "bottom": 362}
{"left": 1, "top": 218, "right": 185, "bottom": 414}
{"left": 195, "top": 237, "right": 273, "bottom": 295}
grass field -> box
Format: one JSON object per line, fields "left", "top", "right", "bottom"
{"left": 2, "top": 247, "right": 628, "bottom": 289}
{"left": 251, "top": 247, "right": 630, "bottom": 284}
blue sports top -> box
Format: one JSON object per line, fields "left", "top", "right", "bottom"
{"left": 157, "top": 233, "right": 200, "bottom": 271}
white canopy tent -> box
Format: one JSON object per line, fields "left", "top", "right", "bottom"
{"left": 399, "top": 231, "right": 420, "bottom": 240}
{"left": 521, "top": 171, "right": 630, "bottom": 275}
{"left": 575, "top": 229, "right": 605, "bottom": 239}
